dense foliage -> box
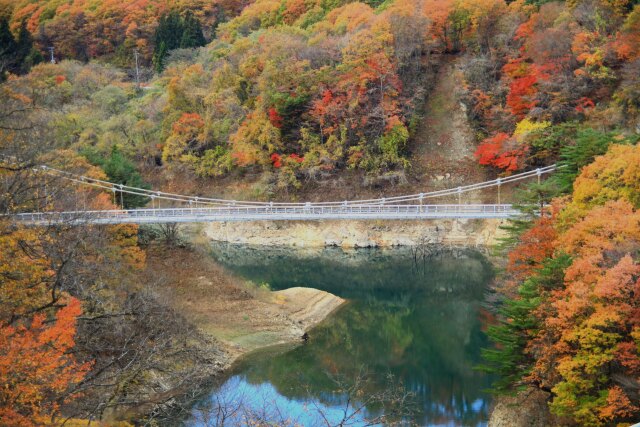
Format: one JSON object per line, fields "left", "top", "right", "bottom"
{"left": 466, "top": 1, "right": 640, "bottom": 172}
{"left": 482, "top": 143, "right": 640, "bottom": 426}
{"left": 2, "top": 0, "right": 638, "bottom": 191}
{"left": 1, "top": 0, "right": 640, "bottom": 425}
{"left": 1, "top": 0, "right": 245, "bottom": 64}
{"left": 0, "top": 53, "right": 222, "bottom": 425}
{"left": 0, "top": 17, "right": 42, "bottom": 80}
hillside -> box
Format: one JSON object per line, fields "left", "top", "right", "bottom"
{"left": 2, "top": 0, "right": 639, "bottom": 202}
{"left": 1, "top": 0, "right": 640, "bottom": 425}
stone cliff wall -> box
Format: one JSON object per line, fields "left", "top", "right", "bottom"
{"left": 201, "top": 218, "right": 508, "bottom": 248}
{"left": 489, "top": 388, "right": 556, "bottom": 427}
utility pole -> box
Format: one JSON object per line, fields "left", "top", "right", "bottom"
{"left": 133, "top": 49, "right": 140, "bottom": 90}
{"left": 47, "top": 47, "right": 55, "bottom": 64}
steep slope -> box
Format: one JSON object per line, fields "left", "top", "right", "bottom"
{"left": 413, "top": 60, "right": 474, "bottom": 164}
{"left": 410, "top": 56, "right": 489, "bottom": 200}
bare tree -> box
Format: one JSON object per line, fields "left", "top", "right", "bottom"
{"left": 411, "top": 233, "right": 436, "bottom": 275}
{"left": 156, "top": 222, "right": 183, "bottom": 247}
{"left": 191, "top": 368, "right": 416, "bottom": 427}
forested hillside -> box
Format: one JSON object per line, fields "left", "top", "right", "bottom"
{"left": 2, "top": 0, "right": 639, "bottom": 194}
{"left": 1, "top": 0, "right": 246, "bottom": 63}
{"left": 483, "top": 142, "right": 640, "bottom": 426}
{"left": 1, "top": 0, "right": 640, "bottom": 425}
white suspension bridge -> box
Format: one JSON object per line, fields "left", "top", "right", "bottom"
{"left": 9, "top": 162, "right": 557, "bottom": 225}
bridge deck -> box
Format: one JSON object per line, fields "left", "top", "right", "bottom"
{"left": 14, "top": 204, "right": 522, "bottom": 225}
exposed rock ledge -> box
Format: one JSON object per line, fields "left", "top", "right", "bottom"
{"left": 274, "top": 287, "right": 345, "bottom": 336}
{"left": 202, "top": 218, "right": 509, "bottom": 247}
{"left": 489, "top": 388, "right": 556, "bottom": 427}
{"left": 215, "top": 286, "right": 345, "bottom": 362}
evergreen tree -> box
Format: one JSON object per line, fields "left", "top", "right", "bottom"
{"left": 152, "top": 10, "right": 206, "bottom": 73}
{"left": 180, "top": 11, "right": 206, "bottom": 48}
{"left": 84, "top": 146, "right": 151, "bottom": 209}
{"left": 153, "top": 12, "right": 182, "bottom": 73}
{"left": 22, "top": 46, "right": 44, "bottom": 72}
{"left": 554, "top": 129, "right": 615, "bottom": 194}
{"left": 152, "top": 41, "right": 167, "bottom": 74}
{"left": 15, "top": 21, "right": 32, "bottom": 62}
{"left": 163, "top": 11, "right": 184, "bottom": 51}
{"left": 15, "top": 21, "right": 41, "bottom": 74}
{"left": 0, "top": 17, "right": 17, "bottom": 81}
{"left": 479, "top": 255, "right": 571, "bottom": 393}
{"left": 0, "top": 18, "right": 41, "bottom": 79}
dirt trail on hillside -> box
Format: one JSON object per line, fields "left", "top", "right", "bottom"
{"left": 410, "top": 57, "right": 489, "bottom": 202}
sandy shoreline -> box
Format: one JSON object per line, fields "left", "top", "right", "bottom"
{"left": 145, "top": 243, "right": 345, "bottom": 365}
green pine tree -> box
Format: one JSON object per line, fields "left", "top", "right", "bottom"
{"left": 180, "top": 11, "right": 206, "bottom": 48}
{"left": 152, "top": 11, "right": 184, "bottom": 73}
{"left": 15, "top": 21, "right": 41, "bottom": 74}
{"left": 0, "top": 17, "right": 17, "bottom": 81}
{"left": 479, "top": 254, "right": 571, "bottom": 393}
{"left": 152, "top": 41, "right": 168, "bottom": 74}
{"left": 22, "top": 46, "right": 44, "bottom": 72}
{"left": 157, "top": 11, "right": 184, "bottom": 51}
{"left": 84, "top": 146, "right": 151, "bottom": 209}
{"left": 153, "top": 10, "right": 207, "bottom": 73}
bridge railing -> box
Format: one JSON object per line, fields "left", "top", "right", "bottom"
{"left": 13, "top": 204, "right": 523, "bottom": 224}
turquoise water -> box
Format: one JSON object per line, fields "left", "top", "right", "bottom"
{"left": 190, "top": 245, "right": 495, "bottom": 426}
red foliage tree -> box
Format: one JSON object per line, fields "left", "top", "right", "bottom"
{"left": 270, "top": 153, "right": 282, "bottom": 168}
{"left": 288, "top": 153, "right": 304, "bottom": 163}
{"left": 474, "top": 133, "right": 527, "bottom": 172}
{"left": 268, "top": 107, "right": 283, "bottom": 129}
{"left": 506, "top": 74, "right": 539, "bottom": 118}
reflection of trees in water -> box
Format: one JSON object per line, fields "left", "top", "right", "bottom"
{"left": 201, "top": 244, "right": 494, "bottom": 426}
{"left": 408, "top": 236, "right": 484, "bottom": 280}
{"left": 229, "top": 296, "right": 491, "bottom": 424}
{"left": 191, "top": 370, "right": 416, "bottom": 426}
{"left": 209, "top": 243, "right": 494, "bottom": 299}
{"left": 410, "top": 234, "right": 438, "bottom": 277}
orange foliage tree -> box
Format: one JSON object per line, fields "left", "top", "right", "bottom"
{"left": 532, "top": 201, "right": 640, "bottom": 425}
{"left": 613, "top": 5, "right": 640, "bottom": 61}
{"left": 0, "top": 226, "right": 54, "bottom": 323}
{"left": 0, "top": 150, "right": 144, "bottom": 424}
{"left": 504, "top": 214, "right": 558, "bottom": 295}
{"left": 162, "top": 112, "right": 206, "bottom": 163}
{"left": 486, "top": 142, "right": 640, "bottom": 425}
{"left": 0, "top": 298, "right": 91, "bottom": 426}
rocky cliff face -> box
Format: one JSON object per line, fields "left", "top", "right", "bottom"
{"left": 202, "top": 218, "right": 508, "bottom": 248}
{"left": 489, "top": 388, "right": 556, "bottom": 427}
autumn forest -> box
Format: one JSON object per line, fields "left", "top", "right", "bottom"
{"left": 1, "top": 0, "right": 640, "bottom": 425}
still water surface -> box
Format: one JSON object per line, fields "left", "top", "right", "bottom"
{"left": 190, "top": 244, "right": 495, "bottom": 426}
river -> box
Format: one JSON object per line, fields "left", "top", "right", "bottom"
{"left": 188, "top": 244, "right": 496, "bottom": 426}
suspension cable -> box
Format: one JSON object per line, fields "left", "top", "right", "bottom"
{"left": 1, "top": 154, "right": 557, "bottom": 208}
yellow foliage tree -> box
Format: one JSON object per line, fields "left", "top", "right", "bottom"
{"left": 561, "top": 144, "right": 640, "bottom": 225}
